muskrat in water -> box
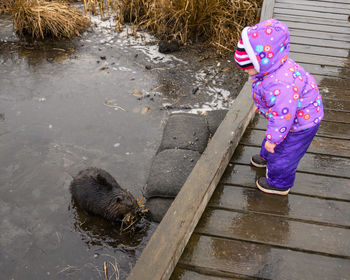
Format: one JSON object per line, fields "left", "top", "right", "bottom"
{"left": 70, "top": 167, "right": 139, "bottom": 222}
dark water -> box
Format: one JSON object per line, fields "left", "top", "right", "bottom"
{"left": 0, "top": 13, "right": 245, "bottom": 280}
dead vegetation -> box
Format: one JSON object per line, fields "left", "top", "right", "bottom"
{"left": 2, "top": 0, "right": 262, "bottom": 50}
{"left": 5, "top": 0, "right": 90, "bottom": 39}
{"left": 84, "top": 0, "right": 263, "bottom": 54}
{"left": 0, "top": 0, "right": 14, "bottom": 14}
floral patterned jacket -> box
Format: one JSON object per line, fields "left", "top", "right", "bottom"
{"left": 241, "top": 19, "right": 324, "bottom": 144}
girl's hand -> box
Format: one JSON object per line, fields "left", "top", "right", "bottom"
{"left": 265, "top": 141, "right": 276, "bottom": 153}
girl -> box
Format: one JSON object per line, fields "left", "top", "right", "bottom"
{"left": 234, "top": 19, "right": 324, "bottom": 195}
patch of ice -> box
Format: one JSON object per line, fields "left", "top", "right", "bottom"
{"left": 118, "top": 66, "right": 132, "bottom": 72}
{"left": 172, "top": 87, "right": 233, "bottom": 114}
{"left": 150, "top": 91, "right": 162, "bottom": 97}
{"left": 162, "top": 102, "right": 172, "bottom": 108}
{"left": 194, "top": 70, "right": 207, "bottom": 82}
{"left": 89, "top": 14, "right": 187, "bottom": 64}
{"left": 208, "top": 87, "right": 231, "bottom": 99}
{"left": 91, "top": 15, "right": 115, "bottom": 31}
{"left": 132, "top": 44, "right": 186, "bottom": 64}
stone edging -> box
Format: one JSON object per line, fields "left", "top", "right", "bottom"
{"left": 127, "top": 1, "right": 275, "bottom": 279}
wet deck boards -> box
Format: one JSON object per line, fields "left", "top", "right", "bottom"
{"left": 170, "top": 0, "right": 350, "bottom": 279}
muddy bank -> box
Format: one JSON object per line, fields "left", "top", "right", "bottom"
{"left": 0, "top": 12, "right": 246, "bottom": 279}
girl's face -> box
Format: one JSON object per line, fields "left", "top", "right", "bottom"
{"left": 244, "top": 68, "right": 258, "bottom": 76}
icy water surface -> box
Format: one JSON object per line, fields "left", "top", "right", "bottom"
{"left": 0, "top": 13, "right": 246, "bottom": 279}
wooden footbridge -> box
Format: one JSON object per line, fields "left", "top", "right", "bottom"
{"left": 128, "top": 0, "right": 350, "bottom": 279}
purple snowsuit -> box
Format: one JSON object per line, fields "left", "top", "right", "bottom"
{"left": 241, "top": 19, "right": 324, "bottom": 189}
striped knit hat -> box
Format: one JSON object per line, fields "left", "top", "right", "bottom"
{"left": 234, "top": 39, "right": 254, "bottom": 70}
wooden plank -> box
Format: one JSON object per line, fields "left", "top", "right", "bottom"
{"left": 290, "top": 36, "right": 350, "bottom": 49}
{"left": 275, "top": 14, "right": 350, "bottom": 27}
{"left": 316, "top": 76, "right": 350, "bottom": 89}
{"left": 285, "top": 21, "right": 350, "bottom": 35}
{"left": 295, "top": 63, "right": 350, "bottom": 80}
{"left": 320, "top": 87, "right": 350, "bottom": 100}
{"left": 290, "top": 29, "right": 350, "bottom": 42}
{"left": 231, "top": 145, "right": 350, "bottom": 178}
{"left": 321, "top": 110, "right": 350, "bottom": 124}
{"left": 178, "top": 234, "right": 350, "bottom": 280}
{"left": 221, "top": 163, "right": 350, "bottom": 201}
{"left": 313, "top": 75, "right": 350, "bottom": 87}
{"left": 299, "top": 133, "right": 350, "bottom": 156}
{"left": 309, "top": 0, "right": 350, "bottom": 3}
{"left": 276, "top": 0, "right": 350, "bottom": 10}
{"left": 274, "top": 8, "right": 348, "bottom": 21}
{"left": 196, "top": 208, "right": 350, "bottom": 257}
{"left": 127, "top": 83, "right": 255, "bottom": 280}
{"left": 322, "top": 99, "right": 350, "bottom": 112}
{"left": 290, "top": 52, "right": 350, "bottom": 68}
{"left": 241, "top": 128, "right": 350, "bottom": 158}
{"left": 277, "top": 0, "right": 350, "bottom": 7}
{"left": 288, "top": 0, "right": 350, "bottom": 3}
{"left": 291, "top": 44, "right": 349, "bottom": 58}
{"left": 260, "top": 0, "right": 275, "bottom": 21}
{"left": 251, "top": 116, "right": 350, "bottom": 139}
{"left": 275, "top": 2, "right": 350, "bottom": 15}
{"left": 209, "top": 184, "right": 350, "bottom": 227}
{"left": 171, "top": 267, "right": 236, "bottom": 280}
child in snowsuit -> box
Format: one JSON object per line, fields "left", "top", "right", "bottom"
{"left": 234, "top": 19, "right": 324, "bottom": 195}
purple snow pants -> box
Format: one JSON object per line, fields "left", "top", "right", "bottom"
{"left": 260, "top": 124, "right": 320, "bottom": 189}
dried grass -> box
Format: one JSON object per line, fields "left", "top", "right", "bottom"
{"left": 103, "top": 258, "right": 120, "bottom": 280}
{"left": 11, "top": 0, "right": 90, "bottom": 39}
{"left": 84, "top": 0, "right": 262, "bottom": 55}
{"left": 0, "top": 0, "right": 14, "bottom": 14}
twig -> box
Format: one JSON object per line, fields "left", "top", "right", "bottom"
{"left": 211, "top": 41, "right": 235, "bottom": 52}
{"left": 104, "top": 262, "right": 108, "bottom": 280}
{"left": 103, "top": 103, "right": 126, "bottom": 111}
{"left": 101, "top": 255, "right": 120, "bottom": 280}
{"left": 120, "top": 217, "right": 138, "bottom": 233}
{"left": 58, "top": 265, "right": 80, "bottom": 274}
{"left": 151, "top": 85, "right": 164, "bottom": 92}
